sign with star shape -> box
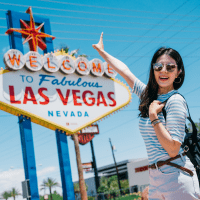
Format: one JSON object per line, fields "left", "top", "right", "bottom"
{"left": 6, "top": 7, "right": 55, "bottom": 53}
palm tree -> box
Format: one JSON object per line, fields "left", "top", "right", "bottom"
{"left": 72, "top": 134, "right": 88, "bottom": 200}
{"left": 40, "top": 179, "right": 47, "bottom": 197}
{"left": 40, "top": 177, "right": 60, "bottom": 200}
{"left": 59, "top": 45, "right": 88, "bottom": 58}
{"left": 10, "top": 188, "right": 20, "bottom": 200}
{"left": 1, "top": 191, "right": 11, "bottom": 200}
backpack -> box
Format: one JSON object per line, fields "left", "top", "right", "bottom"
{"left": 162, "top": 93, "right": 200, "bottom": 183}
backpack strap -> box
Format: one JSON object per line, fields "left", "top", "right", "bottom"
{"left": 162, "top": 93, "right": 200, "bottom": 169}
{"left": 162, "top": 92, "right": 197, "bottom": 142}
{"left": 162, "top": 93, "right": 191, "bottom": 118}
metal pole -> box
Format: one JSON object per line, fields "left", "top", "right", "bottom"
{"left": 90, "top": 140, "right": 100, "bottom": 194}
{"left": 109, "top": 138, "right": 122, "bottom": 195}
{"left": 18, "top": 115, "right": 40, "bottom": 200}
{"left": 55, "top": 130, "right": 75, "bottom": 200}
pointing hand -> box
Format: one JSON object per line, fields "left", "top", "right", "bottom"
{"left": 92, "top": 32, "right": 104, "bottom": 52}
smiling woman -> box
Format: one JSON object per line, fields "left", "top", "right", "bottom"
{"left": 153, "top": 55, "right": 181, "bottom": 94}
{"left": 92, "top": 32, "right": 200, "bottom": 199}
{"left": 139, "top": 47, "right": 185, "bottom": 118}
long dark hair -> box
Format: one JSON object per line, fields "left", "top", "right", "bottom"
{"left": 139, "top": 47, "right": 185, "bottom": 118}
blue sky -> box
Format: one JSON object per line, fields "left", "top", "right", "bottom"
{"left": 1, "top": 0, "right": 200, "bottom": 199}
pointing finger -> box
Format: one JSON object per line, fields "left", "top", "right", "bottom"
{"left": 99, "top": 32, "right": 103, "bottom": 42}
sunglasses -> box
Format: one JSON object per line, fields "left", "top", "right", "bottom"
{"left": 153, "top": 63, "right": 177, "bottom": 72}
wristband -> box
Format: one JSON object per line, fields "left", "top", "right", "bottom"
{"left": 151, "top": 118, "right": 159, "bottom": 124}
{"left": 151, "top": 119, "right": 161, "bottom": 127}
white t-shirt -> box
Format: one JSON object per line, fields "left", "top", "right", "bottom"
{"left": 132, "top": 78, "right": 187, "bottom": 164}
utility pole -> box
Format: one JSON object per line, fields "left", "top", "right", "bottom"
{"left": 90, "top": 140, "right": 100, "bottom": 193}
{"left": 109, "top": 138, "right": 123, "bottom": 195}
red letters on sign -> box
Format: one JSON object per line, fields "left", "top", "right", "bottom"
{"left": 78, "top": 134, "right": 95, "bottom": 145}
{"left": 92, "top": 63, "right": 102, "bottom": 73}
{"left": 97, "top": 91, "right": 107, "bottom": 106}
{"left": 72, "top": 90, "right": 82, "bottom": 106}
{"left": 135, "top": 166, "right": 148, "bottom": 173}
{"left": 38, "top": 88, "right": 49, "bottom": 105}
{"left": 47, "top": 58, "right": 55, "bottom": 69}
{"left": 9, "top": 86, "right": 21, "bottom": 104}
{"left": 78, "top": 61, "right": 87, "bottom": 71}
{"left": 56, "top": 89, "right": 70, "bottom": 105}
{"left": 23, "top": 87, "right": 37, "bottom": 104}
{"left": 62, "top": 60, "right": 71, "bottom": 70}
{"left": 82, "top": 90, "right": 95, "bottom": 106}
{"left": 107, "top": 64, "right": 114, "bottom": 74}
{"left": 29, "top": 56, "right": 37, "bottom": 67}
{"left": 107, "top": 92, "right": 116, "bottom": 107}
{"left": 8, "top": 54, "right": 21, "bottom": 66}
{"left": 9, "top": 86, "right": 116, "bottom": 108}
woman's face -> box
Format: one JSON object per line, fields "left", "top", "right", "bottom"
{"left": 154, "top": 54, "right": 181, "bottom": 94}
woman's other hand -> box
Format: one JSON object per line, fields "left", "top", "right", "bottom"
{"left": 149, "top": 100, "right": 165, "bottom": 121}
{"left": 141, "top": 186, "right": 149, "bottom": 200}
{"left": 92, "top": 32, "right": 104, "bottom": 52}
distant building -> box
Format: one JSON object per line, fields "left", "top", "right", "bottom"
{"left": 82, "top": 158, "right": 149, "bottom": 196}
{"left": 127, "top": 157, "right": 149, "bottom": 192}
{"left": 84, "top": 177, "right": 97, "bottom": 197}
{"left": 97, "top": 159, "right": 130, "bottom": 180}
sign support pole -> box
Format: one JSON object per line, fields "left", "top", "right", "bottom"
{"left": 55, "top": 130, "right": 75, "bottom": 200}
{"left": 90, "top": 140, "right": 100, "bottom": 194}
{"left": 18, "top": 115, "right": 40, "bottom": 200}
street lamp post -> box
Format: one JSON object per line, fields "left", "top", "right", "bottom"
{"left": 109, "top": 138, "right": 123, "bottom": 195}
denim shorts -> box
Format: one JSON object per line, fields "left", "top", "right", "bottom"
{"left": 149, "top": 154, "right": 200, "bottom": 200}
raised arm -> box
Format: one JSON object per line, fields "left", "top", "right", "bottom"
{"left": 92, "top": 32, "right": 136, "bottom": 89}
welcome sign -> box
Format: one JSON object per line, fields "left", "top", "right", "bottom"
{"left": 0, "top": 51, "right": 131, "bottom": 134}
{"left": 1, "top": 7, "right": 131, "bottom": 134}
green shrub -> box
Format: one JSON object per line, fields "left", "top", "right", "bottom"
{"left": 88, "top": 196, "right": 95, "bottom": 200}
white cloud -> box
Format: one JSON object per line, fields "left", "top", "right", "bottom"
{"left": 37, "top": 166, "right": 57, "bottom": 177}
{"left": 0, "top": 166, "right": 59, "bottom": 200}
{"left": 0, "top": 168, "right": 24, "bottom": 200}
